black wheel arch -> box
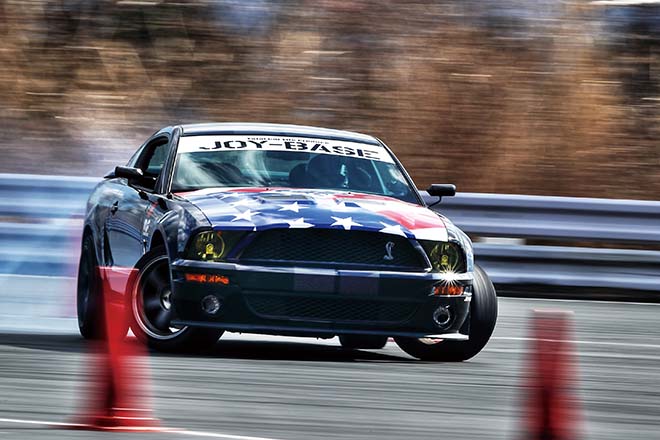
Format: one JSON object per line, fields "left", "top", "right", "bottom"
{"left": 150, "top": 230, "right": 166, "bottom": 252}
{"left": 150, "top": 208, "right": 188, "bottom": 263}
{"left": 81, "top": 224, "right": 106, "bottom": 268}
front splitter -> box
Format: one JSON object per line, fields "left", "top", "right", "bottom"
{"left": 172, "top": 320, "right": 469, "bottom": 340}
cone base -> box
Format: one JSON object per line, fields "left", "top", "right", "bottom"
{"left": 63, "top": 412, "right": 171, "bottom": 432}
{"left": 63, "top": 424, "right": 169, "bottom": 433}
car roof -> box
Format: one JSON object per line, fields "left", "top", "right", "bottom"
{"left": 179, "top": 123, "right": 381, "bottom": 146}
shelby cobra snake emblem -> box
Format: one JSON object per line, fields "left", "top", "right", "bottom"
{"left": 383, "top": 241, "right": 395, "bottom": 261}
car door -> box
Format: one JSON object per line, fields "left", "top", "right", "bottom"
{"left": 106, "top": 135, "right": 171, "bottom": 267}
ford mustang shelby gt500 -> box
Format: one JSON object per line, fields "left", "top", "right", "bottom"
{"left": 77, "top": 123, "right": 497, "bottom": 361}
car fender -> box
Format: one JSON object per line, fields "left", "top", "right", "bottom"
{"left": 82, "top": 181, "right": 114, "bottom": 267}
{"left": 150, "top": 199, "right": 210, "bottom": 263}
{"left": 151, "top": 209, "right": 179, "bottom": 261}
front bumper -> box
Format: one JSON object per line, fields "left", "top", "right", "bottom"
{"left": 170, "top": 259, "right": 473, "bottom": 339}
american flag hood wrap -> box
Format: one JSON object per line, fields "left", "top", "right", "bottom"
{"left": 178, "top": 188, "right": 450, "bottom": 242}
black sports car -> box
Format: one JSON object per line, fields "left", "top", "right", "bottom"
{"left": 77, "top": 123, "right": 497, "bottom": 361}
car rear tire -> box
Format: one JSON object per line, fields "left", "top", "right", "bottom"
{"left": 77, "top": 233, "right": 103, "bottom": 339}
{"left": 130, "top": 246, "right": 223, "bottom": 352}
{"left": 395, "top": 264, "right": 497, "bottom": 361}
{"left": 339, "top": 335, "right": 388, "bottom": 350}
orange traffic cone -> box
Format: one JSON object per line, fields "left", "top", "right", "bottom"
{"left": 67, "top": 267, "right": 165, "bottom": 432}
{"left": 521, "top": 310, "right": 582, "bottom": 440}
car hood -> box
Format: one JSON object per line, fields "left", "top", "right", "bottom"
{"left": 177, "top": 187, "right": 448, "bottom": 241}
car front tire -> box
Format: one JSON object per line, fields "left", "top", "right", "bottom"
{"left": 395, "top": 264, "right": 498, "bottom": 361}
{"left": 129, "top": 246, "right": 223, "bottom": 352}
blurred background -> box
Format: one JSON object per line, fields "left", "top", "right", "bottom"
{"left": 2, "top": 0, "right": 660, "bottom": 199}
{"left": 3, "top": 3, "right": 660, "bottom": 439}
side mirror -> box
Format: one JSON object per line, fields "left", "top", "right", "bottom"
{"left": 427, "top": 184, "right": 456, "bottom": 198}
{"left": 114, "top": 166, "right": 144, "bottom": 183}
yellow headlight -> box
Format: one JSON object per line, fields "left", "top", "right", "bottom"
{"left": 187, "top": 230, "right": 245, "bottom": 262}
{"left": 194, "top": 231, "right": 226, "bottom": 261}
{"left": 422, "top": 241, "right": 465, "bottom": 273}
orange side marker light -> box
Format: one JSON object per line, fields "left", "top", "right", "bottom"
{"left": 185, "top": 273, "right": 229, "bottom": 285}
{"left": 432, "top": 284, "right": 464, "bottom": 296}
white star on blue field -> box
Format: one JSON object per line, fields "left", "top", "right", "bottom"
{"left": 187, "top": 189, "right": 431, "bottom": 238}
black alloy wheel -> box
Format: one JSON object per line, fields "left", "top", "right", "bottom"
{"left": 395, "top": 264, "right": 498, "bottom": 361}
{"left": 130, "top": 246, "right": 223, "bottom": 352}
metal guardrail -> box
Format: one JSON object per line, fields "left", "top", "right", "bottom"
{"left": 0, "top": 174, "right": 97, "bottom": 276}
{"left": 421, "top": 192, "right": 660, "bottom": 243}
{"left": 0, "top": 173, "right": 96, "bottom": 219}
{"left": 1, "top": 173, "right": 659, "bottom": 296}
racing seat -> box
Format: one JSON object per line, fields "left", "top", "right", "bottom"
{"left": 305, "top": 154, "right": 345, "bottom": 189}
{"left": 288, "top": 164, "right": 308, "bottom": 188}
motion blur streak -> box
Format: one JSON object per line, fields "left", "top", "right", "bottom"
{"left": 68, "top": 267, "right": 162, "bottom": 432}
{"left": 1, "top": 1, "right": 659, "bottom": 439}
{"left": 0, "top": 418, "right": 285, "bottom": 440}
{"left": 522, "top": 311, "right": 582, "bottom": 440}
{"left": 1, "top": 1, "right": 660, "bottom": 200}
{"left": 1, "top": 297, "right": 660, "bottom": 440}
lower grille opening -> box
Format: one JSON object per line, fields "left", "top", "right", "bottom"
{"left": 245, "top": 293, "right": 419, "bottom": 324}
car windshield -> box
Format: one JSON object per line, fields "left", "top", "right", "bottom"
{"left": 171, "top": 135, "right": 419, "bottom": 203}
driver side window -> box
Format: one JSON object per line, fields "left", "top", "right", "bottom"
{"left": 144, "top": 143, "right": 168, "bottom": 177}
{"left": 134, "top": 138, "right": 170, "bottom": 191}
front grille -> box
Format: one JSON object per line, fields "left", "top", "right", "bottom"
{"left": 246, "top": 294, "right": 418, "bottom": 324}
{"left": 240, "top": 229, "right": 426, "bottom": 270}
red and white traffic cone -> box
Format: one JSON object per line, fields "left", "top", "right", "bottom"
{"left": 67, "top": 267, "right": 165, "bottom": 432}
{"left": 521, "top": 310, "right": 583, "bottom": 440}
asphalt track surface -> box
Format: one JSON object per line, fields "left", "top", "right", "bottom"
{"left": 1, "top": 297, "right": 660, "bottom": 440}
